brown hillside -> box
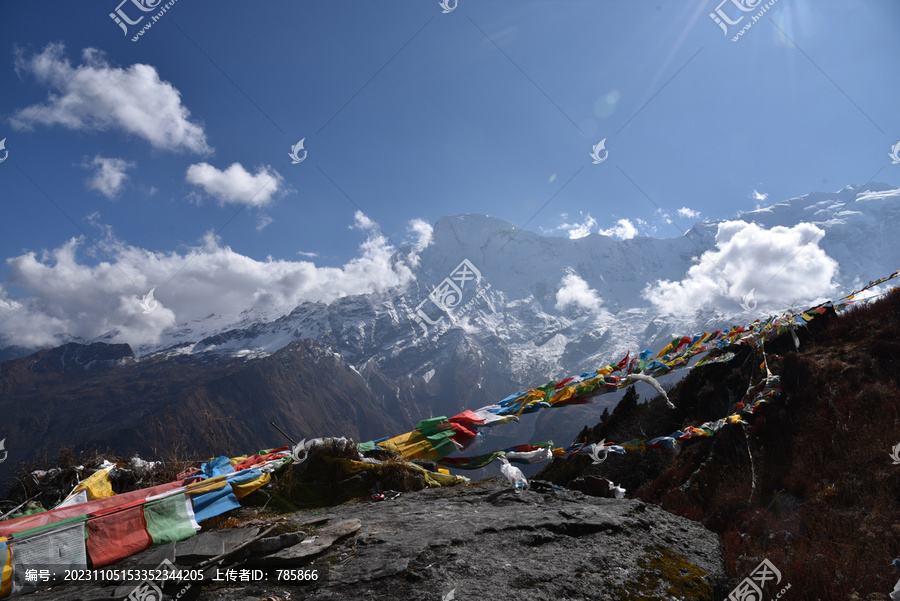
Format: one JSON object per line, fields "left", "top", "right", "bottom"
{"left": 539, "top": 288, "right": 900, "bottom": 600}
{"left": 0, "top": 339, "right": 411, "bottom": 490}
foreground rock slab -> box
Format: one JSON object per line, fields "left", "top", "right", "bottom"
{"left": 28, "top": 478, "right": 725, "bottom": 600}
{"left": 214, "top": 479, "right": 725, "bottom": 601}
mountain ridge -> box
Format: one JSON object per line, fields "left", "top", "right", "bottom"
{"left": 1, "top": 183, "right": 898, "bottom": 488}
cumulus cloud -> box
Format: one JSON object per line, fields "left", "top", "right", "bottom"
{"left": 555, "top": 271, "right": 603, "bottom": 312}
{"left": 11, "top": 43, "right": 211, "bottom": 154}
{"left": 81, "top": 156, "right": 134, "bottom": 199}
{"left": 405, "top": 219, "right": 434, "bottom": 268}
{"left": 677, "top": 207, "right": 700, "bottom": 219}
{"left": 185, "top": 162, "right": 285, "bottom": 207}
{"left": 540, "top": 212, "right": 597, "bottom": 239}
{"left": 565, "top": 214, "right": 597, "bottom": 239}
{"left": 598, "top": 218, "right": 637, "bottom": 240}
{"left": 407, "top": 219, "right": 433, "bottom": 253}
{"left": 543, "top": 215, "right": 640, "bottom": 240}
{"left": 0, "top": 213, "right": 424, "bottom": 351}
{"left": 642, "top": 220, "right": 838, "bottom": 315}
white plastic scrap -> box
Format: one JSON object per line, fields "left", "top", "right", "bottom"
{"left": 31, "top": 469, "right": 59, "bottom": 484}
{"left": 890, "top": 558, "right": 900, "bottom": 601}
{"left": 128, "top": 457, "right": 161, "bottom": 476}
{"left": 504, "top": 446, "right": 553, "bottom": 464}
{"left": 609, "top": 481, "right": 626, "bottom": 499}
{"left": 625, "top": 373, "right": 675, "bottom": 409}
{"left": 498, "top": 455, "right": 528, "bottom": 493}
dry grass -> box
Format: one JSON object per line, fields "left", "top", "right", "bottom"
{"left": 638, "top": 290, "right": 900, "bottom": 599}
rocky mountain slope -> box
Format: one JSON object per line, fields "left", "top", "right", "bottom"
{"left": 538, "top": 288, "right": 900, "bottom": 599}
{"left": 0, "top": 339, "right": 406, "bottom": 487}
{"left": 1, "top": 183, "right": 898, "bottom": 491}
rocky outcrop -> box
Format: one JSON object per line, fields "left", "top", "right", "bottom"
{"left": 31, "top": 478, "right": 726, "bottom": 601}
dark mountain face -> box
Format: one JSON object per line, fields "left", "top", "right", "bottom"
{"left": 537, "top": 290, "right": 900, "bottom": 597}
{"left": 0, "top": 339, "right": 408, "bottom": 488}
{"left": 26, "top": 342, "right": 135, "bottom": 374}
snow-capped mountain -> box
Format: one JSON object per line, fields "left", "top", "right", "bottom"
{"left": 1, "top": 183, "right": 898, "bottom": 464}
{"left": 138, "top": 182, "right": 899, "bottom": 377}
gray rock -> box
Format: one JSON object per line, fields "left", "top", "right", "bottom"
{"left": 175, "top": 527, "right": 260, "bottom": 564}
{"left": 251, "top": 519, "right": 361, "bottom": 566}
{"left": 214, "top": 527, "right": 260, "bottom": 551}
{"left": 301, "top": 479, "right": 726, "bottom": 601}
{"left": 247, "top": 530, "right": 309, "bottom": 555}
{"left": 175, "top": 531, "right": 226, "bottom": 562}
{"left": 29, "top": 479, "right": 726, "bottom": 601}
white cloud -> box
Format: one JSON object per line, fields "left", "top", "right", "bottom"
{"left": 351, "top": 212, "right": 378, "bottom": 232}
{"left": 565, "top": 214, "right": 597, "bottom": 239}
{"left": 0, "top": 213, "right": 423, "bottom": 350}
{"left": 11, "top": 44, "right": 211, "bottom": 154}
{"left": 656, "top": 208, "right": 673, "bottom": 225}
{"left": 255, "top": 214, "right": 273, "bottom": 231}
{"left": 598, "top": 218, "right": 637, "bottom": 240}
{"left": 540, "top": 212, "right": 597, "bottom": 239}
{"left": 555, "top": 272, "right": 603, "bottom": 312}
{"left": 407, "top": 219, "right": 433, "bottom": 253}
{"left": 296, "top": 251, "right": 318, "bottom": 258}
{"left": 642, "top": 220, "right": 838, "bottom": 315}
{"left": 82, "top": 156, "right": 134, "bottom": 199}
{"left": 752, "top": 189, "right": 769, "bottom": 210}
{"left": 543, "top": 215, "right": 641, "bottom": 240}
{"left": 677, "top": 207, "right": 700, "bottom": 219}
{"left": 405, "top": 218, "right": 434, "bottom": 268}
{"left": 185, "top": 162, "right": 285, "bottom": 207}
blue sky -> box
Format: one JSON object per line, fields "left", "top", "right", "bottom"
{"left": 0, "top": 0, "right": 898, "bottom": 348}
